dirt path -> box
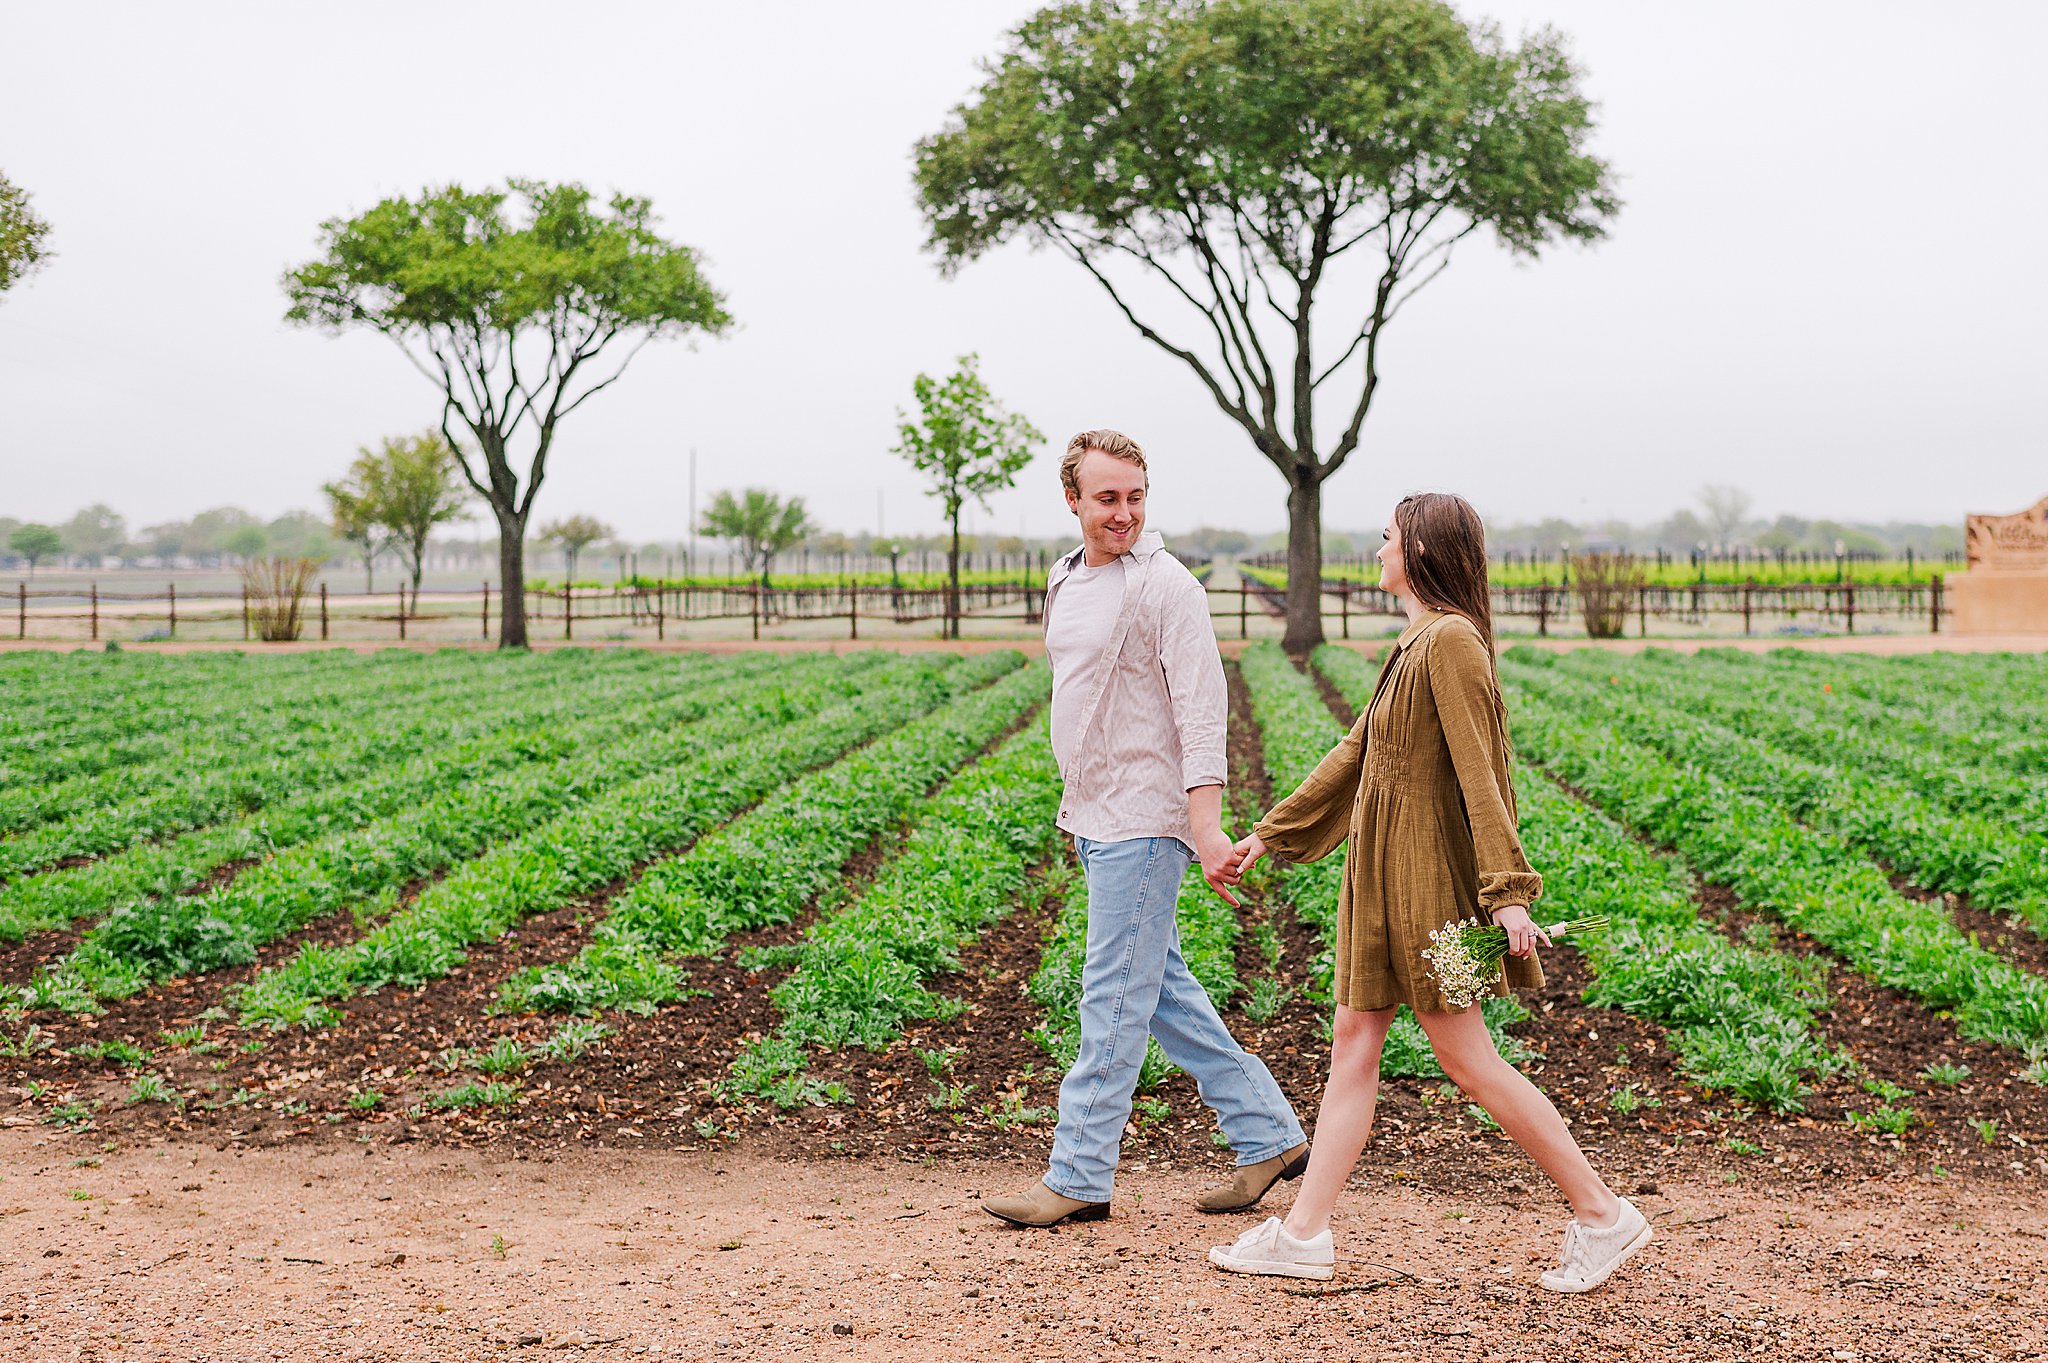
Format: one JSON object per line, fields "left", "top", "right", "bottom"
{"left": 0, "top": 1128, "right": 2040, "bottom": 1362}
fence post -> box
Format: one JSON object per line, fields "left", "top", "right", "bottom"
{"left": 565, "top": 586, "right": 573, "bottom": 641}
{"left": 168, "top": 581, "right": 177, "bottom": 638}
{"left": 1931, "top": 574, "right": 1942, "bottom": 634}
{"left": 1239, "top": 587, "right": 1248, "bottom": 640}
{"left": 89, "top": 583, "right": 98, "bottom": 641}
{"left": 397, "top": 586, "right": 407, "bottom": 641}
{"left": 751, "top": 584, "right": 761, "bottom": 641}
{"left": 482, "top": 581, "right": 490, "bottom": 640}
{"left": 1844, "top": 580, "right": 1855, "bottom": 634}
{"left": 656, "top": 586, "right": 665, "bottom": 641}
{"left": 17, "top": 582, "right": 23, "bottom": 640}
{"left": 1639, "top": 584, "right": 1648, "bottom": 638}
{"left": 241, "top": 584, "right": 250, "bottom": 641}
{"left": 848, "top": 583, "right": 858, "bottom": 641}
{"left": 1340, "top": 584, "right": 1350, "bottom": 640}
{"left": 1742, "top": 583, "right": 1752, "bottom": 636}
{"left": 320, "top": 582, "right": 328, "bottom": 641}
{"left": 1537, "top": 583, "right": 1549, "bottom": 639}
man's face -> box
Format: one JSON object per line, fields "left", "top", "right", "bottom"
{"left": 1065, "top": 449, "right": 1147, "bottom": 563}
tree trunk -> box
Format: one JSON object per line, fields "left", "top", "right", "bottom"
{"left": 494, "top": 508, "right": 530, "bottom": 650}
{"left": 948, "top": 509, "right": 962, "bottom": 641}
{"left": 1283, "top": 471, "right": 1324, "bottom": 654}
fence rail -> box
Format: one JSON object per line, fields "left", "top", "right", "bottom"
{"left": 8, "top": 573, "right": 1949, "bottom": 643}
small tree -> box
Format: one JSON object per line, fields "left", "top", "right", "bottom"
{"left": 893, "top": 354, "right": 1041, "bottom": 639}
{"left": 700, "top": 489, "right": 813, "bottom": 588}
{"left": 283, "top": 180, "right": 731, "bottom": 649}
{"left": 8, "top": 523, "right": 61, "bottom": 574}
{"left": 537, "top": 515, "right": 614, "bottom": 584}
{"left": 0, "top": 172, "right": 53, "bottom": 298}
{"left": 324, "top": 432, "right": 471, "bottom": 596}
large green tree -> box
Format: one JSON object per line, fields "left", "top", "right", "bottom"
{"left": 915, "top": 0, "right": 1617, "bottom": 649}
{"left": 700, "top": 489, "right": 813, "bottom": 589}
{"left": 283, "top": 180, "right": 730, "bottom": 648}
{"left": 0, "top": 173, "right": 53, "bottom": 298}
{"left": 892, "top": 354, "right": 1042, "bottom": 638}
{"left": 323, "top": 431, "right": 471, "bottom": 595}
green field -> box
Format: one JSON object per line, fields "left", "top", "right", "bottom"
{"left": 0, "top": 643, "right": 2043, "bottom": 1162}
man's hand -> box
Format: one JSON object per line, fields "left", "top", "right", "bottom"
{"left": 1193, "top": 826, "right": 1242, "bottom": 907}
{"left": 1490, "top": 904, "right": 1552, "bottom": 958}
{"left": 1224, "top": 831, "right": 1268, "bottom": 884}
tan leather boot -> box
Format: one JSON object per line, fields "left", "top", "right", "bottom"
{"left": 981, "top": 1181, "right": 1110, "bottom": 1228}
{"left": 1195, "top": 1142, "right": 1311, "bottom": 1213}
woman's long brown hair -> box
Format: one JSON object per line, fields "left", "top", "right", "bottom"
{"left": 1393, "top": 492, "right": 1508, "bottom": 728}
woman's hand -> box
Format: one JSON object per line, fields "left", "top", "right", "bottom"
{"left": 1223, "top": 831, "right": 1268, "bottom": 884}
{"left": 1490, "top": 904, "right": 1552, "bottom": 958}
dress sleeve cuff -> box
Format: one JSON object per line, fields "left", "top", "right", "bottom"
{"left": 1478, "top": 871, "right": 1543, "bottom": 920}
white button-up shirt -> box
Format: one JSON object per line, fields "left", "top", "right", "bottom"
{"left": 1044, "top": 531, "right": 1227, "bottom": 845}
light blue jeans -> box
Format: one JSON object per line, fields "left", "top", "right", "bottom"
{"left": 1044, "top": 835, "right": 1306, "bottom": 1203}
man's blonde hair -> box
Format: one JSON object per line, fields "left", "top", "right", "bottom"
{"left": 1061, "top": 429, "right": 1148, "bottom": 498}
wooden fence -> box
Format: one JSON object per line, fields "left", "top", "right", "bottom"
{"left": 9, "top": 574, "right": 1948, "bottom": 643}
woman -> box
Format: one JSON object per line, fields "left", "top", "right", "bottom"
{"left": 1207, "top": 492, "right": 1648, "bottom": 1293}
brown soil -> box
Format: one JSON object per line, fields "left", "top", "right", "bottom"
{"left": 2, "top": 1131, "right": 2041, "bottom": 1362}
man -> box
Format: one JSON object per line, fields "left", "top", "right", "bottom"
{"left": 982, "top": 429, "right": 1309, "bottom": 1229}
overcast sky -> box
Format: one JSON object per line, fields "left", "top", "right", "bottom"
{"left": 2, "top": 1, "right": 2042, "bottom": 545}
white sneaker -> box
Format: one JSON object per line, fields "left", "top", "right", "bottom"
{"left": 1538, "top": 1197, "right": 1651, "bottom": 1293}
{"left": 1206, "top": 1216, "right": 1335, "bottom": 1280}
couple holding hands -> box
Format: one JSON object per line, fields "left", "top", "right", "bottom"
{"left": 979, "top": 430, "right": 1650, "bottom": 1295}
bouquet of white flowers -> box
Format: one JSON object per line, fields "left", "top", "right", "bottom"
{"left": 1421, "top": 915, "right": 1610, "bottom": 1010}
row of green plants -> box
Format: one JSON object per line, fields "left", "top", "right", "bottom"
{"left": 13, "top": 654, "right": 904, "bottom": 1013}
{"left": 0, "top": 656, "right": 614, "bottom": 866}
{"left": 0, "top": 654, "right": 797, "bottom": 944}
{"left": 1, "top": 648, "right": 520, "bottom": 787}
{"left": 230, "top": 655, "right": 995, "bottom": 1029}
{"left": 1666, "top": 648, "right": 2048, "bottom": 771}
{"left": 1501, "top": 665, "right": 2048, "bottom": 1054}
{"left": 498, "top": 655, "right": 1043, "bottom": 1016}
{"left": 1579, "top": 650, "right": 2048, "bottom": 836}
{"left": 1533, "top": 652, "right": 2048, "bottom": 932}
{"left": 1239, "top": 643, "right": 1530, "bottom": 1076}
{"left": 0, "top": 643, "right": 477, "bottom": 734}
{"left": 727, "top": 719, "right": 1067, "bottom": 1109}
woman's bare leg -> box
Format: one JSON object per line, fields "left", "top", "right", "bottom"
{"left": 1415, "top": 1005, "right": 1620, "bottom": 1226}
{"left": 1281, "top": 1005, "right": 1398, "bottom": 1240}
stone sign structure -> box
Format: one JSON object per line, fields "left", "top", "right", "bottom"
{"left": 1951, "top": 494, "right": 2048, "bottom": 634}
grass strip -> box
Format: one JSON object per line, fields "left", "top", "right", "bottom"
{"left": 1501, "top": 673, "right": 2048, "bottom": 1054}
{"left": 0, "top": 656, "right": 651, "bottom": 866}
{"left": 17, "top": 653, "right": 894, "bottom": 1012}
{"left": 1525, "top": 651, "right": 2048, "bottom": 937}
{"left": 0, "top": 654, "right": 796, "bottom": 943}
{"left": 499, "top": 655, "right": 1042, "bottom": 1015}
{"left": 231, "top": 654, "right": 1000, "bottom": 1028}
{"left": 725, "top": 719, "right": 1066, "bottom": 1107}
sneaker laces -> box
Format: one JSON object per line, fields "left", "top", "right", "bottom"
{"left": 1559, "top": 1220, "right": 1589, "bottom": 1273}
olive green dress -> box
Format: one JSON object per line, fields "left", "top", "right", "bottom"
{"left": 1254, "top": 610, "right": 1544, "bottom": 1013}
